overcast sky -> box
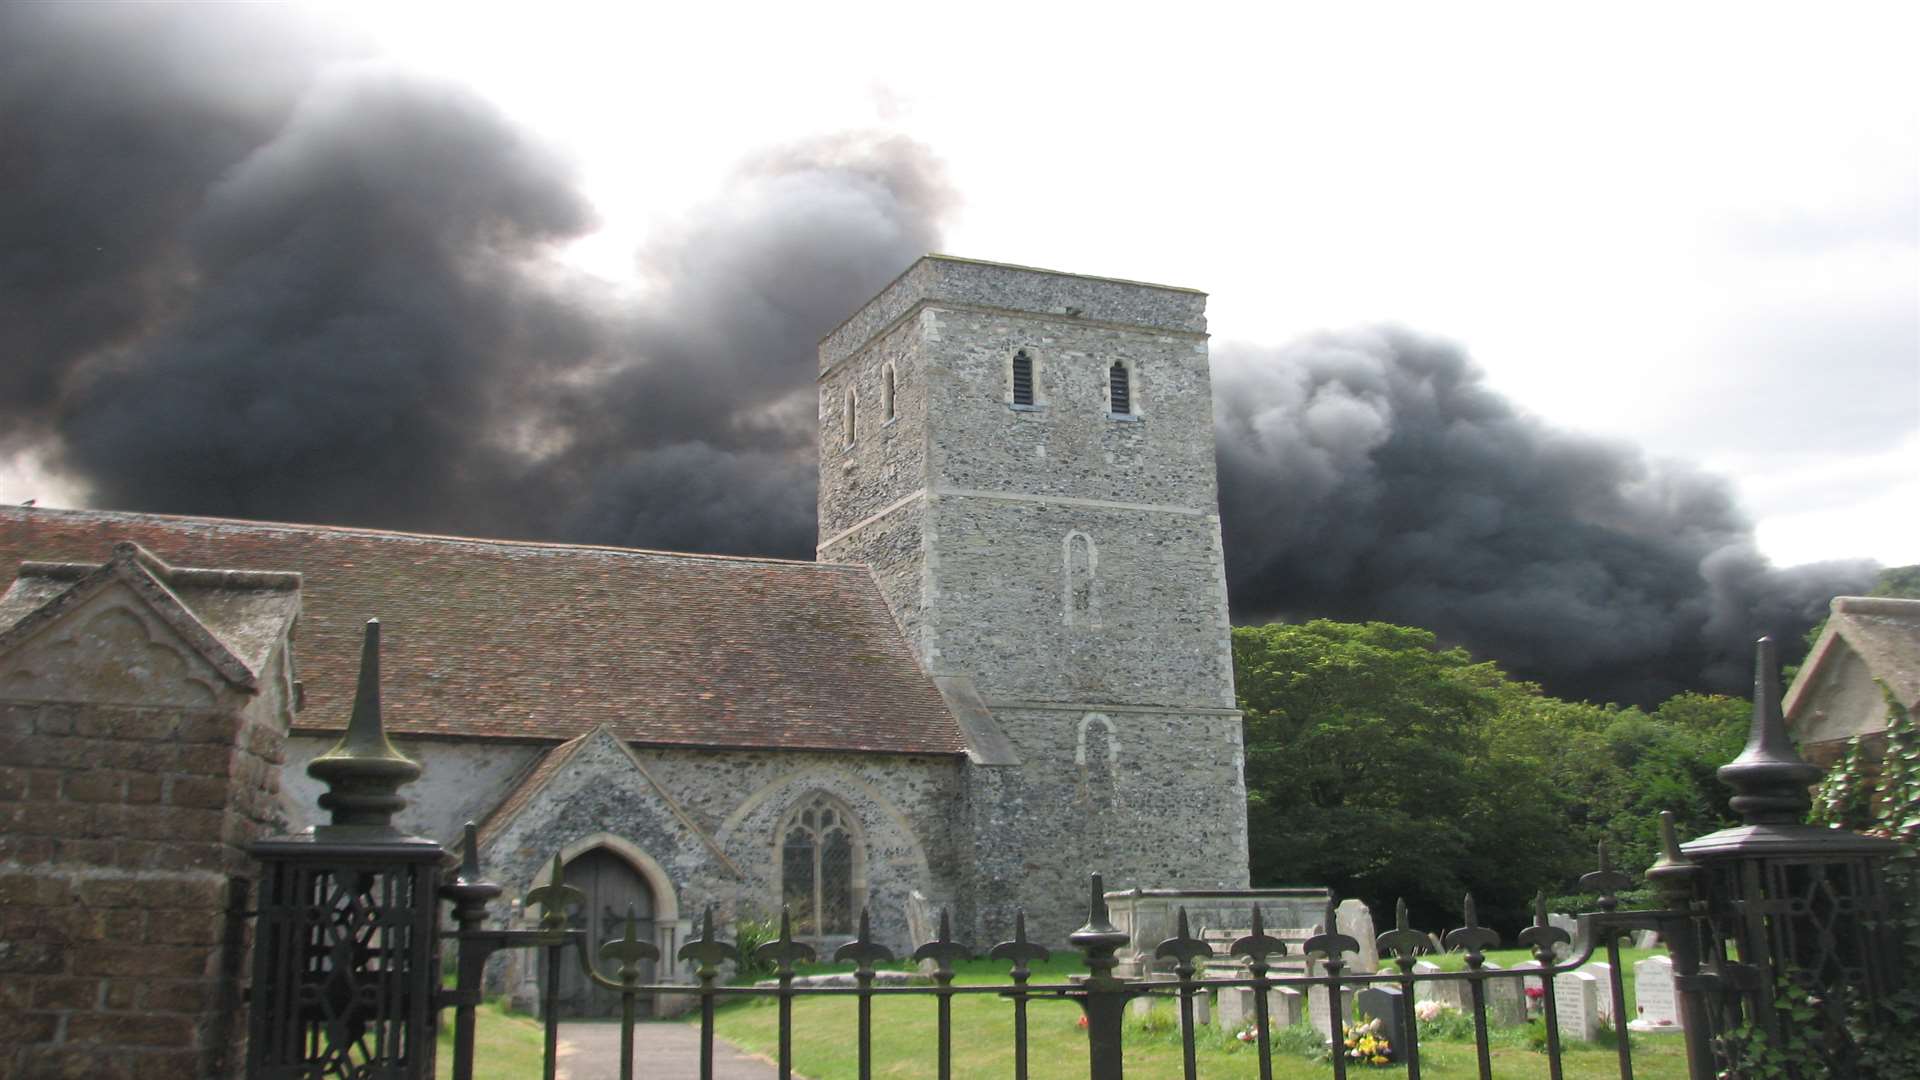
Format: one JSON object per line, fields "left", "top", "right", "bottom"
{"left": 5, "top": 0, "right": 1915, "bottom": 568}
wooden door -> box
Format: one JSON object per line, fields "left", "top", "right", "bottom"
{"left": 548, "top": 849, "right": 655, "bottom": 1018}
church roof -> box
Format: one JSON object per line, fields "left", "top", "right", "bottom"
{"left": 0, "top": 506, "right": 969, "bottom": 756}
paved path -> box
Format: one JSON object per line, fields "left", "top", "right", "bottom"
{"left": 554, "top": 1021, "right": 784, "bottom": 1080}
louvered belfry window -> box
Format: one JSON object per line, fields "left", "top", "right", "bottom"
{"left": 1109, "top": 361, "right": 1131, "bottom": 415}
{"left": 1012, "top": 350, "right": 1035, "bottom": 406}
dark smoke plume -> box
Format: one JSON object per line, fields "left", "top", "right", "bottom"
{"left": 5, "top": 6, "right": 946, "bottom": 555}
{"left": 2, "top": 7, "right": 1871, "bottom": 701}
{"left": 1213, "top": 330, "right": 1875, "bottom": 701}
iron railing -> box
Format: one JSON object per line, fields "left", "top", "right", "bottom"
{"left": 253, "top": 629, "right": 1906, "bottom": 1079}
{"left": 439, "top": 840, "right": 1699, "bottom": 1080}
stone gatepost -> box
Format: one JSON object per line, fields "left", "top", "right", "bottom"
{"left": 0, "top": 543, "right": 300, "bottom": 1079}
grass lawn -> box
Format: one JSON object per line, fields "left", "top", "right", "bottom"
{"left": 705, "top": 956, "right": 1691, "bottom": 1079}
{"left": 436, "top": 998, "right": 549, "bottom": 1080}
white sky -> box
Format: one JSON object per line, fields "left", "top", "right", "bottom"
{"left": 10, "top": 0, "right": 1916, "bottom": 567}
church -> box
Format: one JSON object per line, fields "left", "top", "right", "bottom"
{"left": 0, "top": 256, "right": 1251, "bottom": 1014}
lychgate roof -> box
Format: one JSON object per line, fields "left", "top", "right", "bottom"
{"left": 0, "top": 506, "right": 967, "bottom": 755}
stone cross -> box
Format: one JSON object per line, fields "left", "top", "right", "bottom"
{"left": 1553, "top": 970, "right": 1602, "bottom": 1042}
{"left": 1629, "top": 955, "right": 1683, "bottom": 1033}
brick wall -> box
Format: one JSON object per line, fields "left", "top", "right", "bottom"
{"left": 0, "top": 689, "right": 288, "bottom": 1079}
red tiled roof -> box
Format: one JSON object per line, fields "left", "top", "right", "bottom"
{"left": 0, "top": 507, "right": 967, "bottom": 755}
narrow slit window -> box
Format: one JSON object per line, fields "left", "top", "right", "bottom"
{"left": 882, "top": 364, "right": 896, "bottom": 422}
{"left": 844, "top": 388, "right": 857, "bottom": 448}
{"left": 1109, "top": 361, "right": 1131, "bottom": 415}
{"left": 1012, "top": 350, "right": 1035, "bottom": 406}
{"left": 1064, "top": 530, "right": 1097, "bottom": 626}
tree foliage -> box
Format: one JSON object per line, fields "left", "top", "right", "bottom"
{"left": 1234, "top": 619, "right": 1748, "bottom": 933}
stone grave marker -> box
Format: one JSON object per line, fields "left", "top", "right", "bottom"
{"left": 1217, "top": 985, "right": 1252, "bottom": 1029}
{"left": 1176, "top": 990, "right": 1212, "bottom": 1037}
{"left": 1267, "top": 986, "right": 1305, "bottom": 1030}
{"left": 1509, "top": 958, "right": 1544, "bottom": 993}
{"left": 1633, "top": 929, "right": 1661, "bottom": 949}
{"left": 1336, "top": 898, "right": 1379, "bottom": 974}
{"left": 1582, "top": 962, "right": 1615, "bottom": 1025}
{"left": 1130, "top": 996, "right": 1154, "bottom": 1020}
{"left": 1480, "top": 963, "right": 1526, "bottom": 1026}
{"left": 1355, "top": 986, "right": 1409, "bottom": 1058}
{"left": 1553, "top": 970, "right": 1601, "bottom": 1042}
{"left": 1547, "top": 913, "right": 1579, "bottom": 959}
{"left": 1308, "top": 985, "right": 1356, "bottom": 1042}
{"left": 1412, "top": 960, "right": 1442, "bottom": 976}
{"left": 1629, "top": 955, "right": 1682, "bottom": 1033}
{"left": 1412, "top": 969, "right": 1470, "bottom": 1012}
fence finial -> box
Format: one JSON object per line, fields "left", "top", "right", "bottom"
{"left": 1719, "top": 636, "right": 1823, "bottom": 825}
{"left": 307, "top": 619, "right": 421, "bottom": 835}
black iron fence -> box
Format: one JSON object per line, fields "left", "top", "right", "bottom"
{"left": 245, "top": 628, "right": 1906, "bottom": 1079}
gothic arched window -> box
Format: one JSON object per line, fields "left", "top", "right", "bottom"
{"left": 779, "top": 793, "right": 860, "bottom": 938}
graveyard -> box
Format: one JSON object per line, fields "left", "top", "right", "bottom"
{"left": 699, "top": 950, "right": 1695, "bottom": 1080}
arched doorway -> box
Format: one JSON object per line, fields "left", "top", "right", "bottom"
{"left": 547, "top": 848, "right": 656, "bottom": 1018}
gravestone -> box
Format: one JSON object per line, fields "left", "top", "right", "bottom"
{"left": 1581, "top": 962, "right": 1615, "bottom": 1025}
{"left": 1480, "top": 963, "right": 1527, "bottom": 1026}
{"left": 1130, "top": 996, "right": 1154, "bottom": 1020}
{"left": 1217, "top": 986, "right": 1253, "bottom": 1029}
{"left": 1547, "top": 913, "right": 1579, "bottom": 959}
{"left": 1633, "top": 929, "right": 1660, "bottom": 949}
{"left": 1553, "top": 970, "right": 1602, "bottom": 1042}
{"left": 1355, "top": 986, "right": 1409, "bottom": 1058}
{"left": 1308, "top": 985, "right": 1356, "bottom": 1042}
{"left": 1267, "top": 986, "right": 1305, "bottom": 1030}
{"left": 1629, "top": 955, "right": 1682, "bottom": 1033}
{"left": 1509, "top": 958, "right": 1545, "bottom": 994}
{"left": 1412, "top": 969, "right": 1470, "bottom": 1011}
{"left": 1336, "top": 898, "right": 1380, "bottom": 974}
{"left": 1177, "top": 989, "right": 1212, "bottom": 1037}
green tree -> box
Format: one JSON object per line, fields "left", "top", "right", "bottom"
{"left": 1235, "top": 620, "right": 1752, "bottom": 932}
{"left": 1234, "top": 620, "right": 1581, "bottom": 931}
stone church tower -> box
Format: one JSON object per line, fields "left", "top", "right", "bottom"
{"left": 817, "top": 256, "right": 1250, "bottom": 943}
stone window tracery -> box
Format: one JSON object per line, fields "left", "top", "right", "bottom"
{"left": 778, "top": 793, "right": 860, "bottom": 939}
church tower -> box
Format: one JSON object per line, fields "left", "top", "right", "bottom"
{"left": 818, "top": 256, "right": 1250, "bottom": 943}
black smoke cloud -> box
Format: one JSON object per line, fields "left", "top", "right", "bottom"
{"left": 1213, "top": 329, "right": 1874, "bottom": 701}
{"left": 2, "top": 7, "right": 1871, "bottom": 701}
{"left": 5, "top": 6, "right": 945, "bottom": 555}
